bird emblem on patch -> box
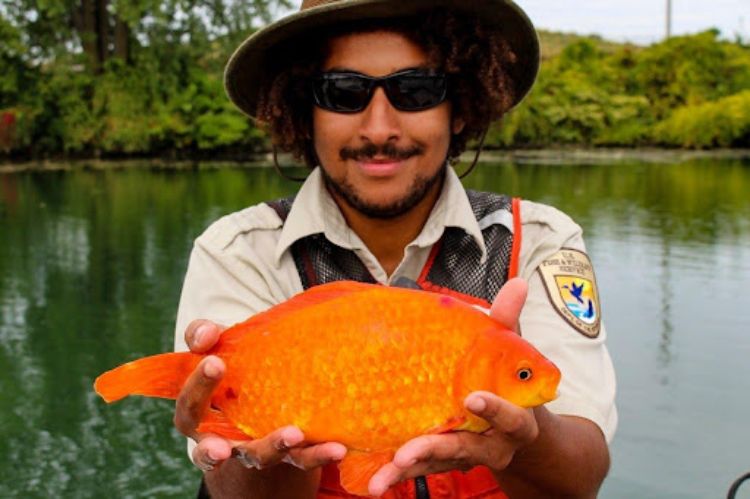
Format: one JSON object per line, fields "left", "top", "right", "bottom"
{"left": 538, "top": 249, "right": 601, "bottom": 338}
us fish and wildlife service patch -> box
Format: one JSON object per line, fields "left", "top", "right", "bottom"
{"left": 538, "top": 249, "right": 601, "bottom": 338}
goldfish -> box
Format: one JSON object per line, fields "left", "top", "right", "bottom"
{"left": 94, "top": 281, "right": 560, "bottom": 496}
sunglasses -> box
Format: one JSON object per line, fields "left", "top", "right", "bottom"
{"left": 312, "top": 68, "right": 448, "bottom": 113}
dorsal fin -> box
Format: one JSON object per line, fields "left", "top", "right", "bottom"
{"left": 216, "top": 281, "right": 379, "bottom": 346}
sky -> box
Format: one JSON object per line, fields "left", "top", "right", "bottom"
{"left": 518, "top": 0, "right": 748, "bottom": 44}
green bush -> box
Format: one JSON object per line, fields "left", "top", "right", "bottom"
{"left": 2, "top": 19, "right": 750, "bottom": 157}
{"left": 652, "top": 90, "right": 750, "bottom": 148}
{"left": 489, "top": 40, "right": 654, "bottom": 147}
{"left": 487, "top": 32, "right": 750, "bottom": 150}
{"left": 632, "top": 31, "right": 750, "bottom": 118}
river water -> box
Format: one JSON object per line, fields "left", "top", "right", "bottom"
{"left": 1, "top": 158, "right": 749, "bottom": 498}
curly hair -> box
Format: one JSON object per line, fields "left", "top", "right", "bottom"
{"left": 256, "top": 10, "right": 518, "bottom": 167}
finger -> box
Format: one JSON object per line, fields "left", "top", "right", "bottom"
{"left": 185, "top": 320, "right": 225, "bottom": 353}
{"left": 369, "top": 447, "right": 476, "bottom": 498}
{"left": 232, "top": 426, "right": 305, "bottom": 470}
{"left": 490, "top": 277, "right": 528, "bottom": 331}
{"left": 465, "top": 391, "right": 537, "bottom": 441}
{"left": 369, "top": 434, "right": 478, "bottom": 495}
{"left": 192, "top": 435, "right": 233, "bottom": 471}
{"left": 369, "top": 462, "right": 406, "bottom": 496}
{"left": 284, "top": 442, "right": 348, "bottom": 470}
{"left": 392, "top": 434, "right": 473, "bottom": 469}
{"left": 174, "top": 356, "right": 225, "bottom": 438}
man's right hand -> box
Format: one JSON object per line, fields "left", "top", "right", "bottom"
{"left": 173, "top": 320, "right": 348, "bottom": 473}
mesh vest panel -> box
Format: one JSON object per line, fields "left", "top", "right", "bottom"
{"left": 267, "top": 190, "right": 513, "bottom": 302}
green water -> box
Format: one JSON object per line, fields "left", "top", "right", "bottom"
{"left": 1, "top": 159, "right": 749, "bottom": 498}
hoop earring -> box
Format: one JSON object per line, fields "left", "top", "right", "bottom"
{"left": 272, "top": 146, "right": 308, "bottom": 182}
{"left": 457, "top": 127, "right": 489, "bottom": 179}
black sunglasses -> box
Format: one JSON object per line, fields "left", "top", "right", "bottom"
{"left": 312, "top": 68, "right": 448, "bottom": 113}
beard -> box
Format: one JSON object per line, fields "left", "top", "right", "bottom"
{"left": 321, "top": 161, "right": 447, "bottom": 220}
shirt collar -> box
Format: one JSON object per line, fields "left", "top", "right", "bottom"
{"left": 273, "top": 166, "right": 487, "bottom": 265}
{"left": 412, "top": 166, "right": 488, "bottom": 262}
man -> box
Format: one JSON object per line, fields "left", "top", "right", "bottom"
{"left": 173, "top": 0, "right": 617, "bottom": 497}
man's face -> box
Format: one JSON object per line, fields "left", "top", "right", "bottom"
{"left": 313, "top": 30, "right": 461, "bottom": 219}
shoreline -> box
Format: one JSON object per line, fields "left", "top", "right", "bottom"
{"left": 2, "top": 148, "right": 750, "bottom": 173}
{"left": 472, "top": 148, "right": 750, "bottom": 165}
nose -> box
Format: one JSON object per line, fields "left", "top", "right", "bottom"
{"left": 358, "top": 87, "right": 401, "bottom": 144}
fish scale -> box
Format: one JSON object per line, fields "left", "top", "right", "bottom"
{"left": 223, "top": 296, "right": 473, "bottom": 449}
{"left": 94, "top": 280, "right": 561, "bottom": 496}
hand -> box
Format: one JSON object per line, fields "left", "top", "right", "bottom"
{"left": 173, "top": 320, "right": 347, "bottom": 473}
{"left": 368, "top": 278, "right": 536, "bottom": 496}
{"left": 368, "top": 392, "right": 539, "bottom": 496}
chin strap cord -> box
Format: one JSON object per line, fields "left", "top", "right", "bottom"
{"left": 728, "top": 472, "right": 750, "bottom": 499}
{"left": 273, "top": 146, "right": 308, "bottom": 182}
{"left": 458, "top": 127, "right": 489, "bottom": 179}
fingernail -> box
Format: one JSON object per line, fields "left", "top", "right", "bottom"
{"left": 194, "top": 324, "right": 209, "bottom": 346}
{"left": 281, "top": 428, "right": 303, "bottom": 446}
{"left": 370, "top": 483, "right": 385, "bottom": 497}
{"left": 203, "top": 358, "right": 220, "bottom": 379}
{"left": 466, "top": 396, "right": 486, "bottom": 412}
{"left": 331, "top": 446, "right": 347, "bottom": 460}
{"left": 233, "top": 449, "right": 260, "bottom": 469}
{"left": 274, "top": 439, "right": 290, "bottom": 452}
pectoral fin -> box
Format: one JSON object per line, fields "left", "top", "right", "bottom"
{"left": 196, "top": 408, "right": 253, "bottom": 441}
{"left": 338, "top": 450, "right": 394, "bottom": 496}
{"left": 425, "top": 416, "right": 467, "bottom": 434}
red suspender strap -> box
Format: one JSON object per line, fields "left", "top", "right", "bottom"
{"left": 416, "top": 239, "right": 492, "bottom": 308}
{"left": 508, "top": 197, "right": 522, "bottom": 280}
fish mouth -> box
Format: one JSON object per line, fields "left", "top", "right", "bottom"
{"left": 541, "top": 381, "right": 559, "bottom": 403}
{"left": 517, "top": 380, "right": 560, "bottom": 408}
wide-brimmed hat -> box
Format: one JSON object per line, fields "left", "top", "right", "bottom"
{"left": 224, "top": 0, "right": 539, "bottom": 119}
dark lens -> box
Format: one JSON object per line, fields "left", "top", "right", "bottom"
{"left": 313, "top": 75, "right": 373, "bottom": 113}
{"left": 385, "top": 73, "right": 447, "bottom": 111}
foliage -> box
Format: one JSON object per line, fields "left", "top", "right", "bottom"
{"left": 486, "top": 31, "right": 750, "bottom": 149}
{"left": 631, "top": 30, "right": 750, "bottom": 118}
{"left": 0, "top": 0, "right": 284, "bottom": 158}
{"left": 536, "top": 29, "right": 624, "bottom": 60}
{"left": 0, "top": 5, "right": 749, "bottom": 158}
{"left": 652, "top": 90, "right": 750, "bottom": 148}
{"left": 487, "top": 39, "right": 653, "bottom": 148}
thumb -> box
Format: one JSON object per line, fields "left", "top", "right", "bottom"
{"left": 490, "top": 277, "right": 528, "bottom": 331}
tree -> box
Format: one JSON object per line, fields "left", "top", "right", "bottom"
{"left": 1, "top": 0, "right": 289, "bottom": 73}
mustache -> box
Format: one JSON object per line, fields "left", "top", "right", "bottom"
{"left": 339, "top": 142, "right": 425, "bottom": 162}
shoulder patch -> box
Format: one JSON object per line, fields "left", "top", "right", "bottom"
{"left": 538, "top": 249, "right": 601, "bottom": 338}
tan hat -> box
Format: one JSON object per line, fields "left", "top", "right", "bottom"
{"left": 224, "top": 0, "right": 539, "bottom": 119}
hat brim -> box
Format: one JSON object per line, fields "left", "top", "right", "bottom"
{"left": 225, "top": 0, "right": 539, "bottom": 119}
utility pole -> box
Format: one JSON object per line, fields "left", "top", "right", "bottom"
{"left": 666, "top": 0, "right": 672, "bottom": 39}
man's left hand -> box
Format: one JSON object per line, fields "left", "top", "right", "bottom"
{"left": 368, "top": 391, "right": 539, "bottom": 496}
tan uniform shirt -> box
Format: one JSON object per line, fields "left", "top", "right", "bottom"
{"left": 175, "top": 167, "right": 618, "bottom": 446}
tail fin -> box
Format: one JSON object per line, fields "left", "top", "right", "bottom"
{"left": 94, "top": 352, "right": 202, "bottom": 403}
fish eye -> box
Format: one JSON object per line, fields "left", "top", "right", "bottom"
{"left": 517, "top": 368, "right": 533, "bottom": 381}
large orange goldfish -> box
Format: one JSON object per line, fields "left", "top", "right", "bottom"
{"left": 94, "top": 281, "right": 560, "bottom": 496}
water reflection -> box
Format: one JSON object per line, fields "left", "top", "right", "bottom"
{"left": 657, "top": 237, "right": 673, "bottom": 382}
{"left": 0, "top": 159, "right": 749, "bottom": 497}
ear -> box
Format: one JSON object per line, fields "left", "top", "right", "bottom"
{"left": 452, "top": 116, "right": 465, "bottom": 135}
